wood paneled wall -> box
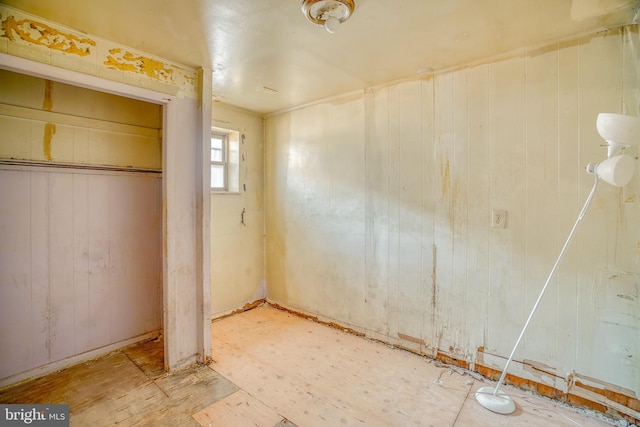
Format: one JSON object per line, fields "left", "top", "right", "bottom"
{"left": 0, "top": 70, "right": 163, "bottom": 384}
{"left": 0, "top": 167, "right": 162, "bottom": 382}
{"left": 0, "top": 70, "right": 162, "bottom": 169}
{"left": 265, "top": 26, "right": 640, "bottom": 409}
{"left": 210, "top": 104, "right": 266, "bottom": 316}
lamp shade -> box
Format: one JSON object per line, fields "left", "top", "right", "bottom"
{"left": 597, "top": 113, "right": 640, "bottom": 145}
{"left": 596, "top": 113, "right": 640, "bottom": 157}
{"left": 587, "top": 154, "right": 635, "bottom": 187}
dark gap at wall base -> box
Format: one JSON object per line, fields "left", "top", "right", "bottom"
{"left": 229, "top": 301, "right": 638, "bottom": 425}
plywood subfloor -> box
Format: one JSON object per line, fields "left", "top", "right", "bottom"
{"left": 210, "top": 305, "right": 618, "bottom": 427}
{"left": 0, "top": 305, "right": 621, "bottom": 426}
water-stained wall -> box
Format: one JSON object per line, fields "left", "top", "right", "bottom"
{"left": 265, "top": 26, "right": 640, "bottom": 418}
{"left": 210, "top": 103, "right": 265, "bottom": 315}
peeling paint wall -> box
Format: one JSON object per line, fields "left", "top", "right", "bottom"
{"left": 0, "top": 4, "right": 196, "bottom": 98}
{"left": 265, "top": 26, "right": 640, "bottom": 415}
{"left": 210, "top": 104, "right": 265, "bottom": 315}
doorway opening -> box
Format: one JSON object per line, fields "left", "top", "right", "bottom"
{"left": 0, "top": 56, "right": 171, "bottom": 387}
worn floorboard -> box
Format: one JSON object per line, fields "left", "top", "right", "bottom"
{"left": 123, "top": 338, "right": 165, "bottom": 380}
{"left": 0, "top": 305, "right": 620, "bottom": 426}
{"left": 0, "top": 339, "right": 237, "bottom": 426}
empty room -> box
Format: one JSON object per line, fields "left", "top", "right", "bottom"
{"left": 0, "top": 1, "right": 639, "bottom": 426}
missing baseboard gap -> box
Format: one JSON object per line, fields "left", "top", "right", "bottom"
{"left": 436, "top": 351, "right": 471, "bottom": 370}
{"left": 267, "top": 302, "right": 365, "bottom": 337}
{"left": 475, "top": 360, "right": 639, "bottom": 425}
{"left": 211, "top": 299, "right": 267, "bottom": 322}
{"left": 214, "top": 303, "right": 639, "bottom": 425}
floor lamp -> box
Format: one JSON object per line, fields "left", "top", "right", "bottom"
{"left": 475, "top": 113, "right": 640, "bottom": 415}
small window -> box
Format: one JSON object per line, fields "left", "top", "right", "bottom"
{"left": 210, "top": 133, "right": 227, "bottom": 190}
{"left": 210, "top": 127, "right": 240, "bottom": 192}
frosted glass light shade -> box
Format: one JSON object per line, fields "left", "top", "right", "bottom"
{"left": 587, "top": 154, "right": 635, "bottom": 187}
{"left": 301, "top": 0, "right": 355, "bottom": 33}
{"left": 324, "top": 16, "right": 341, "bottom": 32}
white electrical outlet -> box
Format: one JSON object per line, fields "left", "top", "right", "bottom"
{"left": 492, "top": 209, "right": 507, "bottom": 228}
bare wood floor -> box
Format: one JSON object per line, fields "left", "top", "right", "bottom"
{"left": 0, "top": 305, "right": 619, "bottom": 426}
{"left": 0, "top": 337, "right": 238, "bottom": 426}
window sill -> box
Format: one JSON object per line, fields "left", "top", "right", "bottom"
{"left": 210, "top": 190, "right": 243, "bottom": 195}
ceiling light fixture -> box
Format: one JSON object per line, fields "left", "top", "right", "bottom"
{"left": 476, "top": 113, "right": 639, "bottom": 415}
{"left": 301, "top": 0, "right": 355, "bottom": 33}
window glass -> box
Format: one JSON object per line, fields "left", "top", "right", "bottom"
{"left": 210, "top": 128, "right": 239, "bottom": 192}
{"left": 211, "top": 164, "right": 225, "bottom": 188}
{"left": 211, "top": 136, "right": 224, "bottom": 162}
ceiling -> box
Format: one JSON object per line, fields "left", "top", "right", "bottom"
{"left": 3, "top": 0, "right": 639, "bottom": 114}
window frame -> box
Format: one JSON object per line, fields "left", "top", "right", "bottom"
{"left": 210, "top": 131, "right": 228, "bottom": 191}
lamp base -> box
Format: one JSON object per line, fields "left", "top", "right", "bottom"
{"left": 475, "top": 386, "right": 516, "bottom": 415}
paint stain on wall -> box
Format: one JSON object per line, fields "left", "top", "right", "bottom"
{"left": 0, "top": 14, "right": 95, "bottom": 56}
{"left": 43, "top": 80, "right": 53, "bottom": 111}
{"left": 43, "top": 123, "right": 56, "bottom": 161}
{"left": 104, "top": 48, "right": 175, "bottom": 82}
{"left": 431, "top": 244, "right": 438, "bottom": 309}
{"left": 42, "top": 294, "right": 58, "bottom": 360}
{"left": 440, "top": 157, "right": 451, "bottom": 202}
